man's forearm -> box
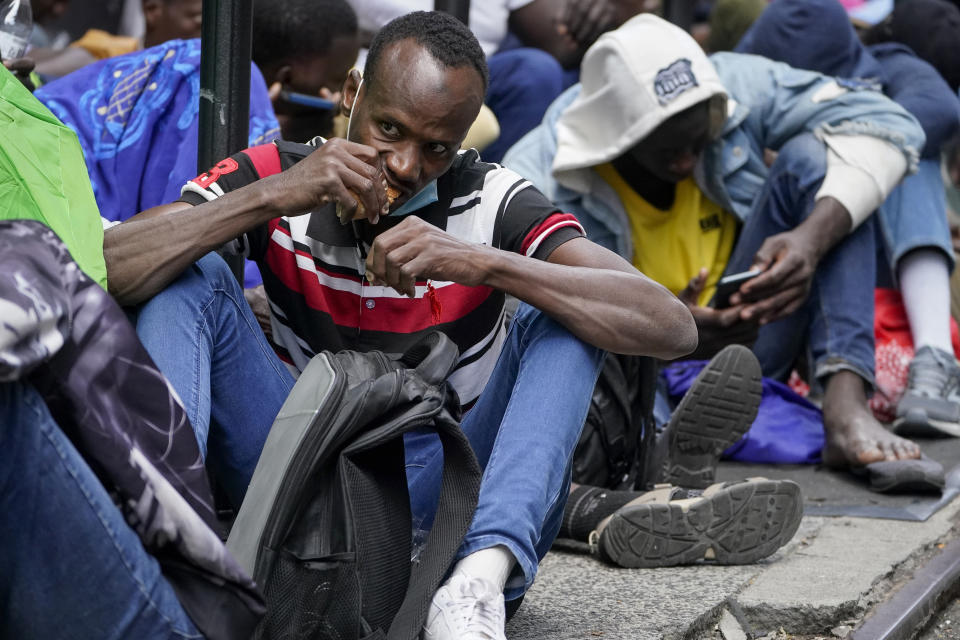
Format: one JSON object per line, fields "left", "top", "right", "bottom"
{"left": 793, "top": 196, "right": 852, "bottom": 261}
{"left": 104, "top": 185, "right": 279, "bottom": 305}
{"left": 481, "top": 240, "right": 697, "bottom": 359}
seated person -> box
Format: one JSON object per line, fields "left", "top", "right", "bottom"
{"left": 34, "top": 0, "right": 203, "bottom": 78}
{"left": 252, "top": 0, "right": 360, "bottom": 143}
{"left": 0, "top": 220, "right": 263, "bottom": 640}
{"left": 737, "top": 0, "right": 960, "bottom": 437}
{"left": 504, "top": 15, "right": 926, "bottom": 472}
{"left": 0, "top": 54, "right": 261, "bottom": 638}
{"left": 103, "top": 11, "right": 697, "bottom": 638}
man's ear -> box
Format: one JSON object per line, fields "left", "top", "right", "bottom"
{"left": 340, "top": 68, "right": 363, "bottom": 118}
{"left": 271, "top": 64, "right": 292, "bottom": 87}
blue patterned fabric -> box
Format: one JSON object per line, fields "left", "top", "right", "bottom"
{"left": 35, "top": 39, "right": 280, "bottom": 287}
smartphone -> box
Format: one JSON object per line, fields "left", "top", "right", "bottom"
{"left": 712, "top": 268, "right": 762, "bottom": 308}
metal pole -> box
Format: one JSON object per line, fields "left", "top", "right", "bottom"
{"left": 199, "top": 0, "right": 252, "bottom": 282}
{"left": 433, "top": 0, "right": 470, "bottom": 25}
{"left": 662, "top": 0, "right": 695, "bottom": 32}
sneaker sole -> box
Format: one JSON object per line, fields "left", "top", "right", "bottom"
{"left": 661, "top": 345, "right": 762, "bottom": 489}
{"left": 893, "top": 412, "right": 960, "bottom": 438}
{"left": 598, "top": 479, "right": 803, "bottom": 568}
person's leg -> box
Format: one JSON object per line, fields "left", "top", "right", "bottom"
{"left": 484, "top": 48, "right": 565, "bottom": 163}
{"left": 724, "top": 133, "right": 919, "bottom": 466}
{"left": 408, "top": 303, "right": 605, "bottom": 601}
{"left": 0, "top": 381, "right": 201, "bottom": 640}
{"left": 134, "top": 252, "right": 295, "bottom": 505}
{"left": 876, "top": 159, "right": 960, "bottom": 434}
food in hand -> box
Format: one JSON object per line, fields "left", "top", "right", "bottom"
{"left": 337, "top": 184, "right": 400, "bottom": 224}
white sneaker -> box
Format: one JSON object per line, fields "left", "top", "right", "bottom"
{"left": 422, "top": 572, "right": 507, "bottom": 640}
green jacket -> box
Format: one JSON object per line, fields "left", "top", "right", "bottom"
{"left": 0, "top": 65, "right": 107, "bottom": 288}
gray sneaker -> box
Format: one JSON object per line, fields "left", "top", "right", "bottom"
{"left": 894, "top": 346, "right": 960, "bottom": 438}
{"left": 590, "top": 478, "right": 803, "bottom": 568}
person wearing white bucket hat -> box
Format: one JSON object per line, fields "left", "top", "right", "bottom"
{"left": 505, "top": 14, "right": 927, "bottom": 479}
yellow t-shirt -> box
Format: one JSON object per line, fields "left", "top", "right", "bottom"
{"left": 594, "top": 163, "right": 738, "bottom": 307}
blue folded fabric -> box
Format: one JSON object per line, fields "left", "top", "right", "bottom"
{"left": 662, "top": 360, "right": 825, "bottom": 464}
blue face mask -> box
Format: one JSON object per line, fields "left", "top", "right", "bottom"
{"left": 346, "top": 77, "right": 440, "bottom": 218}
{"left": 389, "top": 181, "right": 439, "bottom": 216}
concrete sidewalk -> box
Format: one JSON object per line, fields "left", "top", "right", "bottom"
{"left": 506, "top": 496, "right": 960, "bottom": 639}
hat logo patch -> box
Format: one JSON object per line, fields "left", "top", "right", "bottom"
{"left": 654, "top": 58, "right": 698, "bottom": 106}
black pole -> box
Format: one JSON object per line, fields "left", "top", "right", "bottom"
{"left": 433, "top": 0, "right": 470, "bottom": 25}
{"left": 662, "top": 0, "right": 695, "bottom": 31}
{"left": 199, "top": 0, "right": 252, "bottom": 282}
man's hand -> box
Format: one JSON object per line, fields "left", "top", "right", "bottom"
{"left": 732, "top": 230, "right": 818, "bottom": 325}
{"left": 266, "top": 137, "right": 389, "bottom": 224}
{"left": 680, "top": 268, "right": 758, "bottom": 360}
{"left": 3, "top": 57, "right": 35, "bottom": 91}
{"left": 556, "top": 0, "right": 619, "bottom": 48}
{"left": 364, "top": 216, "right": 490, "bottom": 296}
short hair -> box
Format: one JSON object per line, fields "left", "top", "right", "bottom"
{"left": 252, "top": 0, "right": 357, "bottom": 72}
{"left": 364, "top": 11, "right": 489, "bottom": 94}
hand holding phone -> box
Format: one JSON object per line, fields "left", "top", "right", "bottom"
{"left": 712, "top": 268, "right": 762, "bottom": 309}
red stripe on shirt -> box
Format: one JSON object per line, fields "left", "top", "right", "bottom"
{"left": 519, "top": 213, "right": 583, "bottom": 256}
{"left": 263, "top": 240, "right": 494, "bottom": 333}
{"left": 242, "top": 144, "right": 282, "bottom": 178}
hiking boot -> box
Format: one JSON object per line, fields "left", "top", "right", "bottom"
{"left": 589, "top": 478, "right": 803, "bottom": 568}
{"left": 423, "top": 573, "right": 506, "bottom": 640}
{"left": 894, "top": 346, "right": 960, "bottom": 438}
{"left": 658, "top": 344, "right": 762, "bottom": 489}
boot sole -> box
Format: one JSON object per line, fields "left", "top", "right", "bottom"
{"left": 598, "top": 479, "right": 803, "bottom": 568}
{"left": 661, "top": 345, "right": 762, "bottom": 489}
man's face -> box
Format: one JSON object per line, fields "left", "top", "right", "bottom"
{"left": 625, "top": 100, "right": 713, "bottom": 184}
{"left": 275, "top": 34, "right": 359, "bottom": 141}
{"left": 144, "top": 0, "right": 203, "bottom": 48}
{"left": 340, "top": 39, "right": 484, "bottom": 210}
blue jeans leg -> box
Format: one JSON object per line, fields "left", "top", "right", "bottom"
{"left": 876, "top": 157, "right": 955, "bottom": 280}
{"left": 405, "top": 303, "right": 605, "bottom": 600}
{"left": 0, "top": 382, "right": 201, "bottom": 640}
{"left": 133, "top": 252, "right": 295, "bottom": 505}
{"left": 485, "top": 48, "right": 565, "bottom": 163}
{"left": 723, "top": 133, "right": 876, "bottom": 386}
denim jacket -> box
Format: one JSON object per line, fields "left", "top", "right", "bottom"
{"left": 503, "top": 52, "right": 925, "bottom": 259}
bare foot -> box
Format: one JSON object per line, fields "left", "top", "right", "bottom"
{"left": 821, "top": 371, "right": 921, "bottom": 467}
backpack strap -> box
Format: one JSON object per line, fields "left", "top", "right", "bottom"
{"left": 386, "top": 407, "right": 481, "bottom": 640}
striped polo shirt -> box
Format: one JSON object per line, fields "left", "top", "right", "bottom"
{"left": 180, "top": 138, "right": 584, "bottom": 405}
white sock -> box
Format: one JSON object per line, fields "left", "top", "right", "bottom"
{"left": 899, "top": 249, "right": 954, "bottom": 354}
{"left": 451, "top": 545, "right": 515, "bottom": 593}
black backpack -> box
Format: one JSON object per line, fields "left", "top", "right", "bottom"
{"left": 227, "top": 332, "right": 481, "bottom": 640}
{"left": 572, "top": 354, "right": 660, "bottom": 490}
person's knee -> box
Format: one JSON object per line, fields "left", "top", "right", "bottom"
{"left": 489, "top": 48, "right": 564, "bottom": 97}
{"left": 769, "top": 133, "right": 828, "bottom": 188}
{"left": 193, "top": 252, "right": 242, "bottom": 292}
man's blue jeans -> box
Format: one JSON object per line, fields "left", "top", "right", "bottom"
{"left": 0, "top": 382, "right": 201, "bottom": 640}
{"left": 404, "top": 303, "right": 605, "bottom": 600}
{"left": 133, "top": 254, "right": 296, "bottom": 506}
{"left": 876, "top": 157, "right": 955, "bottom": 282}
{"left": 723, "top": 133, "right": 877, "bottom": 386}
{"left": 135, "top": 255, "right": 605, "bottom": 599}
